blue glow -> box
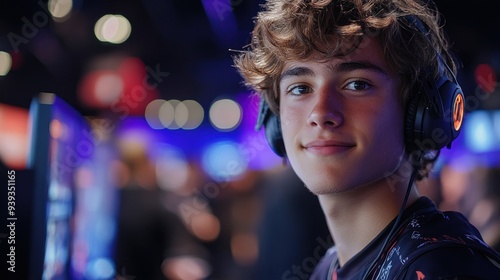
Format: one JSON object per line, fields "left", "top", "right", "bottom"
{"left": 86, "top": 258, "right": 115, "bottom": 279}
{"left": 494, "top": 111, "right": 500, "bottom": 142}
{"left": 464, "top": 111, "right": 495, "bottom": 153}
{"left": 72, "top": 143, "right": 119, "bottom": 280}
{"left": 202, "top": 140, "right": 248, "bottom": 181}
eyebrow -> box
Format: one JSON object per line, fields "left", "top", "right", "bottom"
{"left": 279, "top": 67, "right": 315, "bottom": 82}
{"left": 279, "top": 60, "right": 389, "bottom": 83}
{"left": 333, "top": 61, "right": 388, "bottom": 76}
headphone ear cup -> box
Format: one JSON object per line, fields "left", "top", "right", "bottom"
{"left": 263, "top": 113, "right": 287, "bottom": 157}
{"left": 255, "top": 99, "right": 286, "bottom": 157}
{"left": 405, "top": 80, "right": 464, "bottom": 153}
{"left": 405, "top": 92, "right": 422, "bottom": 152}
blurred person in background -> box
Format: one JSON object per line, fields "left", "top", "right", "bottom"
{"left": 440, "top": 162, "right": 500, "bottom": 252}
{"left": 113, "top": 141, "right": 209, "bottom": 280}
{"left": 471, "top": 166, "right": 500, "bottom": 252}
{"left": 233, "top": 0, "right": 500, "bottom": 278}
{"left": 438, "top": 160, "right": 474, "bottom": 213}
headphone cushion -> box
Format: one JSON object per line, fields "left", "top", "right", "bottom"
{"left": 405, "top": 93, "right": 421, "bottom": 152}
{"left": 264, "top": 113, "right": 287, "bottom": 157}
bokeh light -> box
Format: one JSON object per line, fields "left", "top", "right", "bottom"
{"left": 0, "top": 104, "right": 29, "bottom": 169}
{"left": 85, "top": 258, "right": 115, "bottom": 279}
{"left": 94, "top": 72, "right": 124, "bottom": 105}
{"left": 49, "top": 119, "right": 64, "bottom": 140}
{"left": 155, "top": 144, "right": 190, "bottom": 192}
{"left": 202, "top": 141, "right": 247, "bottom": 181}
{"left": 145, "top": 99, "right": 166, "bottom": 130}
{"left": 174, "top": 101, "right": 188, "bottom": 128}
{"left": 48, "top": 0, "right": 73, "bottom": 22}
{"left": 179, "top": 100, "right": 204, "bottom": 130}
{"left": 464, "top": 111, "right": 495, "bottom": 153}
{"left": 94, "top": 14, "right": 131, "bottom": 44}
{"left": 209, "top": 99, "right": 242, "bottom": 131}
{"left": 159, "top": 100, "right": 179, "bottom": 129}
{"left": 78, "top": 70, "right": 125, "bottom": 108}
{"left": 230, "top": 233, "right": 259, "bottom": 266}
{"left": 189, "top": 212, "right": 221, "bottom": 242}
{"left": 0, "top": 51, "right": 12, "bottom": 76}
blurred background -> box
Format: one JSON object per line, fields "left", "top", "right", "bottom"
{"left": 0, "top": 0, "right": 499, "bottom": 280}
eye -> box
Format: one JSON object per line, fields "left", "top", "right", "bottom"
{"left": 287, "top": 85, "right": 312, "bottom": 95}
{"left": 343, "top": 80, "right": 372, "bottom": 91}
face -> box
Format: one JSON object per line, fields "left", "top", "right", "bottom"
{"left": 279, "top": 37, "right": 406, "bottom": 195}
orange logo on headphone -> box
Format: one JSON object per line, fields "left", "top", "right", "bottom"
{"left": 453, "top": 94, "right": 464, "bottom": 131}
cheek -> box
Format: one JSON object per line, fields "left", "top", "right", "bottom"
{"left": 280, "top": 100, "right": 295, "bottom": 126}
{"left": 280, "top": 111, "right": 296, "bottom": 146}
{"left": 369, "top": 98, "right": 406, "bottom": 155}
{"left": 380, "top": 107, "right": 404, "bottom": 137}
{"left": 279, "top": 104, "right": 304, "bottom": 151}
{"left": 357, "top": 94, "right": 405, "bottom": 149}
{"left": 376, "top": 88, "right": 404, "bottom": 131}
{"left": 385, "top": 100, "right": 405, "bottom": 139}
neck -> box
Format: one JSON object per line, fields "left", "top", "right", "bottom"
{"left": 318, "top": 170, "right": 420, "bottom": 266}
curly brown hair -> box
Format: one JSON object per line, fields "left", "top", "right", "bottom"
{"left": 233, "top": 0, "right": 458, "bottom": 179}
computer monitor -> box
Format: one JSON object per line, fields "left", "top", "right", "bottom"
{"left": 26, "top": 92, "right": 93, "bottom": 279}
{"left": 24, "top": 92, "right": 119, "bottom": 280}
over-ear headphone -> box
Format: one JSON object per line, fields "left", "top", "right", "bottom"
{"left": 255, "top": 98, "right": 286, "bottom": 156}
{"left": 255, "top": 15, "right": 465, "bottom": 158}
{"left": 403, "top": 15, "right": 464, "bottom": 153}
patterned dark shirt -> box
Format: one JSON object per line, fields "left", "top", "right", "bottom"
{"left": 310, "top": 197, "right": 500, "bottom": 280}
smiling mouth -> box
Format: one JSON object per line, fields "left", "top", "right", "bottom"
{"left": 303, "top": 141, "right": 355, "bottom": 155}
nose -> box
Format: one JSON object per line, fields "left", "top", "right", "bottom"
{"left": 306, "top": 88, "right": 343, "bottom": 128}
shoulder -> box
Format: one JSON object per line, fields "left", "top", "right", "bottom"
{"left": 401, "top": 245, "right": 500, "bottom": 279}
{"left": 402, "top": 201, "right": 485, "bottom": 249}
{"left": 379, "top": 202, "right": 500, "bottom": 279}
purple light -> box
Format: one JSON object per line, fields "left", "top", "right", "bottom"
{"left": 201, "top": 0, "right": 238, "bottom": 46}
{"left": 237, "top": 92, "right": 282, "bottom": 170}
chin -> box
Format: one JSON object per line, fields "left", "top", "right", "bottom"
{"left": 303, "top": 179, "right": 350, "bottom": 196}
{"left": 307, "top": 187, "right": 335, "bottom": 196}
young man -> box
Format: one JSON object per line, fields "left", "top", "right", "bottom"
{"left": 234, "top": 0, "right": 500, "bottom": 279}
